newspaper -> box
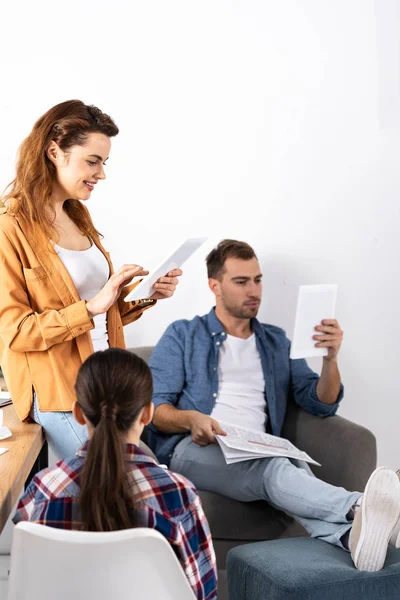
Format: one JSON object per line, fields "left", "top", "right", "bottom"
{"left": 215, "top": 421, "right": 320, "bottom": 466}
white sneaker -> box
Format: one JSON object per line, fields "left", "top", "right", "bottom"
{"left": 349, "top": 467, "right": 400, "bottom": 571}
{"left": 389, "top": 469, "right": 400, "bottom": 548}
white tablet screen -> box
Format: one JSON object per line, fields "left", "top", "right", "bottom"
{"left": 124, "top": 237, "right": 208, "bottom": 302}
{"left": 289, "top": 284, "right": 338, "bottom": 360}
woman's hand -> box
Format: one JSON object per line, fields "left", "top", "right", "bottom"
{"left": 86, "top": 264, "right": 149, "bottom": 318}
{"left": 150, "top": 268, "right": 183, "bottom": 300}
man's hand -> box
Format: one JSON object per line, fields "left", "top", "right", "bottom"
{"left": 188, "top": 412, "right": 227, "bottom": 446}
{"left": 313, "top": 319, "right": 343, "bottom": 361}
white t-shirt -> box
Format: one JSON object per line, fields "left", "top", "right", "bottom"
{"left": 210, "top": 333, "right": 267, "bottom": 431}
{"left": 56, "top": 242, "right": 110, "bottom": 352}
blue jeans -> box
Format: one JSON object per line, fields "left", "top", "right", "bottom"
{"left": 170, "top": 436, "right": 362, "bottom": 549}
{"left": 31, "top": 396, "right": 88, "bottom": 461}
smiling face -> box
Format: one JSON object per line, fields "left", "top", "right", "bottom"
{"left": 47, "top": 132, "right": 111, "bottom": 201}
{"left": 209, "top": 257, "right": 263, "bottom": 319}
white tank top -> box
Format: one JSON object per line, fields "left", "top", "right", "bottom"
{"left": 55, "top": 241, "right": 110, "bottom": 352}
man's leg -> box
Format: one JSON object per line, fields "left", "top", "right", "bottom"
{"left": 171, "top": 436, "right": 361, "bottom": 548}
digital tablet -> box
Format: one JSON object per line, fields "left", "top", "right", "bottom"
{"left": 0, "top": 391, "right": 12, "bottom": 408}
{"left": 289, "top": 284, "right": 338, "bottom": 359}
{"left": 124, "top": 237, "right": 208, "bottom": 302}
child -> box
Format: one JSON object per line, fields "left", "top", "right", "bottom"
{"left": 14, "top": 348, "right": 217, "bottom": 600}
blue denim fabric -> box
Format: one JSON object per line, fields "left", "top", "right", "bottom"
{"left": 171, "top": 436, "right": 360, "bottom": 549}
{"left": 31, "top": 396, "right": 88, "bottom": 460}
{"left": 148, "top": 308, "right": 343, "bottom": 465}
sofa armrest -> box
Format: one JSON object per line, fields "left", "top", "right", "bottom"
{"left": 282, "top": 402, "right": 377, "bottom": 493}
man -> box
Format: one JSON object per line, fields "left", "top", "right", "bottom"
{"left": 148, "top": 239, "right": 400, "bottom": 572}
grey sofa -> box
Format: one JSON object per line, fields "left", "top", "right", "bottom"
{"left": 131, "top": 346, "right": 377, "bottom": 600}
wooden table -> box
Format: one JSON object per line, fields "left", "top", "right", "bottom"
{"left": 0, "top": 404, "right": 47, "bottom": 534}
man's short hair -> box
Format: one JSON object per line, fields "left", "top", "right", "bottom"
{"left": 206, "top": 239, "right": 257, "bottom": 280}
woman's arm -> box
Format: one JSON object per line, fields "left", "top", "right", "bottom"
{"left": 117, "top": 268, "right": 182, "bottom": 326}
{"left": 117, "top": 283, "right": 157, "bottom": 326}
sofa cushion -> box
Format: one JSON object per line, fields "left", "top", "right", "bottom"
{"left": 199, "top": 490, "right": 305, "bottom": 541}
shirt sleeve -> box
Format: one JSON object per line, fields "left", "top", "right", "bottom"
{"left": 290, "top": 352, "right": 343, "bottom": 416}
{"left": 0, "top": 227, "right": 94, "bottom": 352}
{"left": 13, "top": 478, "right": 40, "bottom": 524}
{"left": 170, "top": 493, "right": 218, "bottom": 600}
{"left": 117, "top": 286, "right": 157, "bottom": 326}
{"left": 149, "top": 324, "right": 186, "bottom": 410}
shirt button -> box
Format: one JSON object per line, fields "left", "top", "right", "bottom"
{"left": 213, "top": 393, "right": 217, "bottom": 398}
{"left": 216, "top": 341, "right": 221, "bottom": 346}
{"left": 221, "top": 332, "right": 226, "bottom": 336}
{"left": 211, "top": 332, "right": 216, "bottom": 336}
{"left": 213, "top": 367, "right": 217, "bottom": 371}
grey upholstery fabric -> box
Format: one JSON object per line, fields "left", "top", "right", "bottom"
{"left": 282, "top": 404, "right": 377, "bottom": 492}
{"left": 133, "top": 346, "right": 154, "bottom": 365}
{"left": 131, "top": 346, "right": 377, "bottom": 600}
{"left": 138, "top": 440, "right": 157, "bottom": 462}
{"left": 227, "top": 538, "right": 400, "bottom": 600}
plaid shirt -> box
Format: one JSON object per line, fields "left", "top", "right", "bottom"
{"left": 14, "top": 443, "right": 217, "bottom": 600}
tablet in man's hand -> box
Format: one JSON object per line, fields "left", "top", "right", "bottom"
{"left": 290, "top": 284, "right": 338, "bottom": 359}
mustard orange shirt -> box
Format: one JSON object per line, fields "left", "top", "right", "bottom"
{"left": 0, "top": 205, "right": 155, "bottom": 420}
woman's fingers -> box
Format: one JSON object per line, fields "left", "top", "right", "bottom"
{"left": 115, "top": 264, "right": 147, "bottom": 277}
{"left": 112, "top": 265, "right": 149, "bottom": 287}
{"left": 166, "top": 268, "right": 183, "bottom": 277}
{"left": 155, "top": 276, "right": 179, "bottom": 286}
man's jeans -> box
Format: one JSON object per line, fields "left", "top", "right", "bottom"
{"left": 170, "top": 436, "right": 362, "bottom": 549}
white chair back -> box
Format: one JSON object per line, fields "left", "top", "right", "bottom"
{"left": 8, "top": 522, "right": 195, "bottom": 600}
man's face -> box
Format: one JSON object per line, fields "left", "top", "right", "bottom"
{"left": 212, "top": 257, "right": 262, "bottom": 319}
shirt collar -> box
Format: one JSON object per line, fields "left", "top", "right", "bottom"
{"left": 76, "top": 441, "right": 158, "bottom": 465}
{"left": 206, "top": 307, "right": 225, "bottom": 337}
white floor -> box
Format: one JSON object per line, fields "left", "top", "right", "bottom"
{"left": 0, "top": 505, "right": 16, "bottom": 600}
{"left": 0, "top": 555, "right": 10, "bottom": 598}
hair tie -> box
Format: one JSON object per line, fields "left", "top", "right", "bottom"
{"left": 100, "top": 402, "right": 117, "bottom": 422}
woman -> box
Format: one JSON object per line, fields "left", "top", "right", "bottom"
{"left": 14, "top": 348, "right": 217, "bottom": 600}
{"left": 0, "top": 100, "right": 181, "bottom": 458}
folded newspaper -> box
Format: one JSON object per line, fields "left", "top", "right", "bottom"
{"left": 215, "top": 421, "right": 321, "bottom": 466}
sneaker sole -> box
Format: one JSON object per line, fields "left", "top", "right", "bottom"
{"left": 354, "top": 467, "right": 400, "bottom": 572}
{"left": 390, "top": 469, "right": 400, "bottom": 548}
{"left": 390, "top": 528, "right": 400, "bottom": 549}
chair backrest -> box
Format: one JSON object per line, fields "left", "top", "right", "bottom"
{"left": 129, "top": 346, "right": 154, "bottom": 365}
{"left": 8, "top": 522, "right": 195, "bottom": 600}
{"left": 128, "top": 347, "right": 155, "bottom": 450}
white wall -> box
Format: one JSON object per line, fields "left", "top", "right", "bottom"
{"left": 1, "top": 0, "right": 399, "bottom": 469}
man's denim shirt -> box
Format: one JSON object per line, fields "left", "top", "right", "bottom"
{"left": 148, "top": 308, "right": 343, "bottom": 466}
